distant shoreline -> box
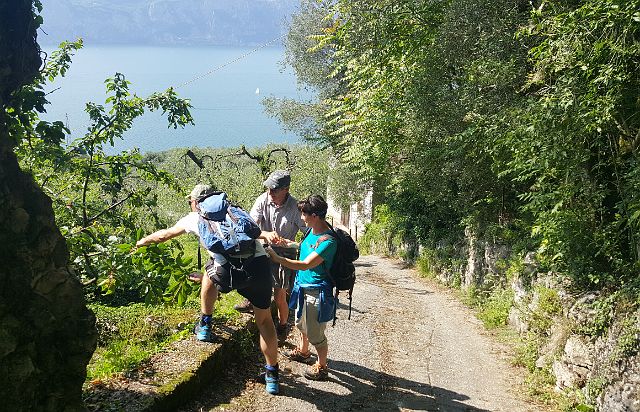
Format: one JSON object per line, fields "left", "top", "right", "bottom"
{"left": 38, "top": 41, "right": 286, "bottom": 48}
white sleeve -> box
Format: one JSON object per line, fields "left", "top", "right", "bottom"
{"left": 249, "top": 194, "right": 264, "bottom": 225}
{"left": 175, "top": 212, "right": 199, "bottom": 235}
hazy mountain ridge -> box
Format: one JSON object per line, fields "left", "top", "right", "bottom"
{"left": 40, "top": 0, "right": 298, "bottom": 46}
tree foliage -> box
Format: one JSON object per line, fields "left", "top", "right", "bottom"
{"left": 11, "top": 39, "right": 331, "bottom": 306}
{"left": 11, "top": 41, "right": 331, "bottom": 306}
{"left": 11, "top": 40, "right": 199, "bottom": 305}
{"left": 282, "top": 0, "right": 640, "bottom": 289}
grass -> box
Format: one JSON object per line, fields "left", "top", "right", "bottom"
{"left": 86, "top": 290, "right": 245, "bottom": 383}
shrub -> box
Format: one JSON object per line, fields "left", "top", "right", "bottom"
{"left": 478, "top": 288, "right": 515, "bottom": 329}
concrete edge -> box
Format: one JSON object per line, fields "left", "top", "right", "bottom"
{"left": 147, "top": 319, "right": 258, "bottom": 412}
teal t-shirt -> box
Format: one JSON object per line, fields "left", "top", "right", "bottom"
{"left": 296, "top": 230, "right": 337, "bottom": 285}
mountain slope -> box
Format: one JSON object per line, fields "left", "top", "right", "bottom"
{"left": 40, "top": 0, "right": 298, "bottom": 46}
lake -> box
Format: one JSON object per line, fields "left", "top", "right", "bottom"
{"left": 42, "top": 45, "right": 312, "bottom": 154}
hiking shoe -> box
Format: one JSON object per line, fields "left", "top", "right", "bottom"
{"left": 233, "top": 298, "right": 253, "bottom": 313}
{"left": 255, "top": 372, "right": 279, "bottom": 392}
{"left": 194, "top": 322, "right": 215, "bottom": 342}
{"left": 264, "top": 368, "right": 279, "bottom": 395}
{"left": 304, "top": 363, "right": 329, "bottom": 381}
{"left": 283, "top": 347, "right": 312, "bottom": 363}
{"left": 276, "top": 323, "right": 288, "bottom": 339}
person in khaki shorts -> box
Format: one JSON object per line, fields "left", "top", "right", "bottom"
{"left": 265, "top": 195, "right": 337, "bottom": 381}
{"left": 237, "top": 170, "right": 305, "bottom": 338}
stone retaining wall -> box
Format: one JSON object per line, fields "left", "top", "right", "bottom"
{"left": 396, "top": 227, "right": 639, "bottom": 411}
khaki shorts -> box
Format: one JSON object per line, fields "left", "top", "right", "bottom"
{"left": 270, "top": 247, "right": 296, "bottom": 290}
{"left": 295, "top": 289, "right": 328, "bottom": 348}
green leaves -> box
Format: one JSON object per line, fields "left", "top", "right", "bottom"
{"left": 281, "top": 0, "right": 640, "bottom": 289}
{"left": 11, "top": 42, "right": 201, "bottom": 306}
{"left": 44, "top": 39, "right": 83, "bottom": 82}
{"left": 146, "top": 87, "right": 194, "bottom": 129}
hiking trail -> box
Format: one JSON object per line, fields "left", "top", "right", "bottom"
{"left": 179, "top": 255, "right": 544, "bottom": 412}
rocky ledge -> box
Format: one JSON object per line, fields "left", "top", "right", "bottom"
{"left": 83, "top": 314, "right": 255, "bottom": 412}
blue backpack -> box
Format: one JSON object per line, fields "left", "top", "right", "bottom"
{"left": 196, "top": 192, "right": 261, "bottom": 255}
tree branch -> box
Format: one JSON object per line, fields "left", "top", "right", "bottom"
{"left": 87, "top": 192, "right": 134, "bottom": 224}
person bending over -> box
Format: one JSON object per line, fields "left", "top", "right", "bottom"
{"left": 135, "top": 184, "right": 281, "bottom": 395}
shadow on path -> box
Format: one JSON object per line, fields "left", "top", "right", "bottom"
{"left": 179, "top": 351, "right": 490, "bottom": 412}
{"left": 277, "top": 358, "right": 490, "bottom": 412}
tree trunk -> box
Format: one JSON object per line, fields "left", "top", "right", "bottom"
{"left": 0, "top": 1, "right": 97, "bottom": 411}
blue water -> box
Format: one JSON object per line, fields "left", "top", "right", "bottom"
{"left": 42, "top": 45, "right": 312, "bottom": 153}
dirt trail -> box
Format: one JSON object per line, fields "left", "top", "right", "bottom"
{"left": 180, "top": 255, "right": 544, "bottom": 412}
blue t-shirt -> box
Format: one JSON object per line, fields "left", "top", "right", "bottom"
{"left": 296, "top": 230, "right": 337, "bottom": 285}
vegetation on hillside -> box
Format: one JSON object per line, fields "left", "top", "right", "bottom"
{"left": 9, "top": 36, "right": 329, "bottom": 382}
{"left": 12, "top": 40, "right": 329, "bottom": 307}
{"left": 6, "top": 0, "right": 639, "bottom": 405}
{"left": 277, "top": 0, "right": 640, "bottom": 291}
{"left": 273, "top": 0, "right": 640, "bottom": 293}
{"left": 267, "top": 0, "right": 640, "bottom": 408}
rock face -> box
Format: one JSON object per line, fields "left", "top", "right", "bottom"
{"left": 39, "top": 0, "right": 299, "bottom": 46}
{"left": 599, "top": 354, "right": 640, "bottom": 412}
{"left": 397, "top": 224, "right": 640, "bottom": 412}
{"left": 0, "top": 2, "right": 97, "bottom": 411}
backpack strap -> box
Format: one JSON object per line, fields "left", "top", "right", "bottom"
{"left": 226, "top": 207, "right": 238, "bottom": 224}
{"left": 316, "top": 233, "right": 338, "bottom": 289}
{"left": 315, "top": 234, "right": 333, "bottom": 248}
{"left": 332, "top": 289, "right": 338, "bottom": 327}
{"left": 298, "top": 228, "right": 312, "bottom": 260}
{"left": 204, "top": 218, "right": 221, "bottom": 237}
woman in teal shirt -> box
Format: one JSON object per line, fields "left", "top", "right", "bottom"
{"left": 266, "top": 195, "right": 336, "bottom": 381}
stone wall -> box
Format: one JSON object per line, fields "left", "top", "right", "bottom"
{"left": 399, "top": 225, "right": 639, "bottom": 411}
{"left": 0, "top": 2, "right": 97, "bottom": 410}
{"left": 326, "top": 187, "right": 373, "bottom": 241}
{"left": 463, "top": 233, "right": 638, "bottom": 411}
{"left": 507, "top": 270, "right": 639, "bottom": 411}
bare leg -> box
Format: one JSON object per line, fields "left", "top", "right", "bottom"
{"left": 201, "top": 273, "right": 218, "bottom": 314}
{"left": 316, "top": 344, "right": 328, "bottom": 368}
{"left": 253, "top": 307, "right": 278, "bottom": 365}
{"left": 273, "top": 287, "right": 288, "bottom": 325}
{"left": 299, "top": 331, "right": 310, "bottom": 354}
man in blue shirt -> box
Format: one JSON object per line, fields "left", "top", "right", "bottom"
{"left": 266, "top": 195, "right": 336, "bottom": 381}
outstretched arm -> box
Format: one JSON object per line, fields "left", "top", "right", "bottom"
{"left": 266, "top": 246, "right": 323, "bottom": 270}
{"left": 136, "top": 225, "right": 186, "bottom": 247}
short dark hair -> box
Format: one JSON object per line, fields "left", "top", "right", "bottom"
{"left": 297, "top": 194, "right": 328, "bottom": 219}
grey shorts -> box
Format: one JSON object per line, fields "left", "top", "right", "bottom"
{"left": 270, "top": 247, "right": 296, "bottom": 290}
{"left": 205, "top": 256, "right": 272, "bottom": 310}
{"left": 295, "top": 289, "right": 328, "bottom": 348}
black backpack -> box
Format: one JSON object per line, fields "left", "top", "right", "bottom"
{"left": 302, "top": 222, "right": 359, "bottom": 324}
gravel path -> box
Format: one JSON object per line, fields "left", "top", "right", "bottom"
{"left": 180, "top": 255, "right": 544, "bottom": 412}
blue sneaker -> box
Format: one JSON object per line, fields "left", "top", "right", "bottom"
{"left": 194, "top": 322, "right": 215, "bottom": 342}
{"left": 264, "top": 368, "right": 279, "bottom": 395}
